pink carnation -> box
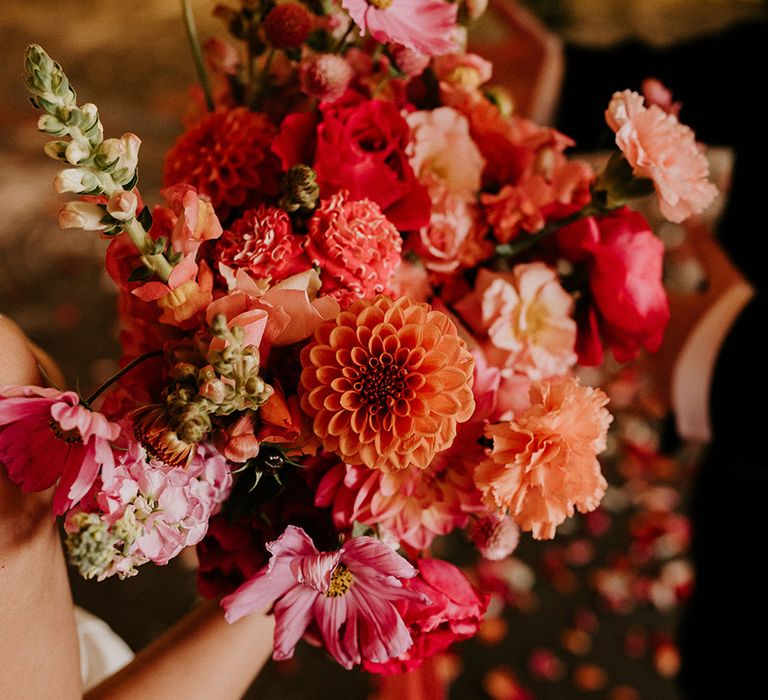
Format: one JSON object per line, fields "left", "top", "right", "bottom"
{"left": 0, "top": 386, "right": 119, "bottom": 515}
{"left": 341, "top": 0, "right": 458, "bottom": 57}
{"left": 306, "top": 192, "right": 402, "bottom": 305}
{"left": 605, "top": 89, "right": 718, "bottom": 223}
{"left": 476, "top": 377, "right": 612, "bottom": 540}
{"left": 216, "top": 205, "right": 309, "bottom": 283}
{"left": 222, "top": 525, "right": 424, "bottom": 669}
{"left": 454, "top": 265, "right": 577, "bottom": 381}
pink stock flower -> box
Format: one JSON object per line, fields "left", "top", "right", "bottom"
{"left": 476, "top": 377, "right": 612, "bottom": 540}
{"left": 0, "top": 386, "right": 119, "bottom": 515}
{"left": 341, "top": 0, "right": 458, "bottom": 57}
{"left": 605, "top": 90, "right": 718, "bottom": 223}
{"left": 222, "top": 525, "right": 424, "bottom": 669}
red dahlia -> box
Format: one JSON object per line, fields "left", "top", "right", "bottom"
{"left": 163, "top": 108, "right": 282, "bottom": 223}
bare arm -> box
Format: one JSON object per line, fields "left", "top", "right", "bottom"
{"left": 0, "top": 315, "right": 274, "bottom": 699}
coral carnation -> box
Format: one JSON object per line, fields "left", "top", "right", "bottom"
{"left": 476, "top": 377, "right": 611, "bottom": 539}
{"left": 305, "top": 192, "right": 402, "bottom": 305}
{"left": 300, "top": 295, "right": 475, "bottom": 472}
{"left": 217, "top": 205, "right": 309, "bottom": 283}
{"left": 605, "top": 90, "right": 717, "bottom": 223}
{"left": 163, "top": 108, "right": 281, "bottom": 222}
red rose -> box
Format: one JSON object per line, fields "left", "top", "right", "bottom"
{"left": 363, "top": 559, "right": 489, "bottom": 674}
{"left": 557, "top": 207, "right": 669, "bottom": 364}
{"left": 313, "top": 93, "right": 431, "bottom": 231}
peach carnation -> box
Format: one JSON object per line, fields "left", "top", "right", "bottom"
{"left": 475, "top": 377, "right": 612, "bottom": 540}
{"left": 216, "top": 205, "right": 309, "bottom": 283}
{"left": 454, "top": 265, "right": 577, "bottom": 381}
{"left": 305, "top": 192, "right": 402, "bottom": 306}
{"left": 163, "top": 108, "right": 282, "bottom": 222}
{"left": 299, "top": 295, "right": 475, "bottom": 472}
{"left": 605, "top": 90, "right": 718, "bottom": 223}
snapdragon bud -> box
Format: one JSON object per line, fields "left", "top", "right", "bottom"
{"left": 58, "top": 201, "right": 108, "bottom": 230}
{"left": 38, "top": 113, "right": 67, "bottom": 136}
{"left": 98, "top": 133, "right": 141, "bottom": 185}
{"left": 106, "top": 190, "right": 138, "bottom": 221}
{"left": 64, "top": 140, "right": 91, "bottom": 165}
{"left": 54, "top": 167, "right": 101, "bottom": 194}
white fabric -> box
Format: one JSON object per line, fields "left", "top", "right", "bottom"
{"left": 671, "top": 281, "right": 754, "bottom": 443}
{"left": 75, "top": 606, "right": 135, "bottom": 692}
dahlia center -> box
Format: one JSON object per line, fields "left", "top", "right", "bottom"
{"left": 367, "top": 0, "right": 393, "bottom": 9}
{"left": 354, "top": 354, "right": 407, "bottom": 414}
{"left": 325, "top": 564, "right": 354, "bottom": 597}
{"left": 49, "top": 419, "right": 82, "bottom": 444}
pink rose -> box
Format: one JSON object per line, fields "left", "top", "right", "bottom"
{"left": 557, "top": 207, "right": 670, "bottom": 364}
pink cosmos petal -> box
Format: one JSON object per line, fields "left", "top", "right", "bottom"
{"left": 0, "top": 418, "right": 61, "bottom": 491}
{"left": 316, "top": 595, "right": 355, "bottom": 669}
{"left": 292, "top": 551, "right": 339, "bottom": 591}
{"left": 352, "top": 589, "right": 414, "bottom": 663}
{"left": 223, "top": 570, "right": 292, "bottom": 623}
{"left": 342, "top": 536, "right": 418, "bottom": 580}
{"left": 53, "top": 444, "right": 95, "bottom": 515}
{"left": 272, "top": 585, "right": 317, "bottom": 660}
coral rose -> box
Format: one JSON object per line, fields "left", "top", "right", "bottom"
{"left": 163, "top": 108, "right": 282, "bottom": 223}
{"left": 605, "top": 90, "right": 717, "bottom": 223}
{"left": 305, "top": 192, "right": 402, "bottom": 306}
{"left": 300, "top": 295, "right": 475, "bottom": 472}
{"left": 476, "top": 377, "right": 611, "bottom": 540}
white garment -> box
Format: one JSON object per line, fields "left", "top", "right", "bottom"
{"left": 75, "top": 607, "right": 135, "bottom": 692}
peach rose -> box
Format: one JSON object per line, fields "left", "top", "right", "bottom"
{"left": 454, "top": 264, "right": 577, "bottom": 381}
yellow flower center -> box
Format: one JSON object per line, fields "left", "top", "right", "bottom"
{"left": 354, "top": 355, "right": 408, "bottom": 414}
{"left": 367, "top": 0, "right": 393, "bottom": 9}
{"left": 325, "top": 564, "right": 354, "bottom": 598}
{"left": 49, "top": 419, "right": 82, "bottom": 444}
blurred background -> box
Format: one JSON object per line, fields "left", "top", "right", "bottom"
{"left": 1, "top": 1, "right": 765, "bottom": 698}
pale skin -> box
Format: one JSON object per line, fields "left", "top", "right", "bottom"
{"left": 0, "top": 315, "right": 274, "bottom": 700}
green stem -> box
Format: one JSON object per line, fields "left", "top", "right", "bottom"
{"left": 123, "top": 219, "right": 173, "bottom": 281}
{"left": 85, "top": 350, "right": 164, "bottom": 405}
{"left": 334, "top": 21, "right": 355, "bottom": 53}
{"left": 182, "top": 0, "right": 214, "bottom": 112}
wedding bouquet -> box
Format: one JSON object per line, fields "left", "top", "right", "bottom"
{"left": 0, "top": 0, "right": 716, "bottom": 675}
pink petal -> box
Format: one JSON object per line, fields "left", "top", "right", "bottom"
{"left": 351, "top": 591, "right": 414, "bottom": 664}
{"left": 222, "top": 571, "right": 297, "bottom": 623}
{"left": 315, "top": 595, "right": 356, "bottom": 669}
{"left": 271, "top": 585, "right": 316, "bottom": 660}
{"left": 342, "top": 536, "right": 417, "bottom": 580}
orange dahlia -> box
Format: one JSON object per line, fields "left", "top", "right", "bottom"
{"left": 299, "top": 295, "right": 475, "bottom": 472}
{"left": 163, "top": 108, "right": 281, "bottom": 223}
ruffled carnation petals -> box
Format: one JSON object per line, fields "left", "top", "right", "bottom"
{"left": 475, "top": 377, "right": 612, "bottom": 540}
{"left": 222, "top": 525, "right": 423, "bottom": 669}
{"left": 0, "top": 386, "right": 120, "bottom": 516}
{"left": 341, "top": 0, "right": 458, "bottom": 57}
{"left": 605, "top": 90, "right": 718, "bottom": 223}
{"left": 305, "top": 192, "right": 402, "bottom": 305}
{"left": 163, "top": 108, "right": 282, "bottom": 223}
{"left": 299, "top": 295, "right": 475, "bottom": 472}
{"left": 216, "top": 205, "right": 310, "bottom": 284}
{"left": 363, "top": 558, "right": 489, "bottom": 674}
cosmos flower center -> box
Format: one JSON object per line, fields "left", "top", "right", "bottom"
{"left": 49, "top": 419, "right": 82, "bottom": 444}
{"left": 367, "top": 0, "right": 394, "bottom": 9}
{"left": 354, "top": 354, "right": 408, "bottom": 414}
{"left": 325, "top": 564, "right": 354, "bottom": 597}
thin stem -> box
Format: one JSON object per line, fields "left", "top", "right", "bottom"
{"left": 182, "top": 0, "right": 214, "bottom": 112}
{"left": 85, "top": 350, "right": 164, "bottom": 405}
{"left": 123, "top": 219, "right": 174, "bottom": 281}
{"left": 334, "top": 21, "right": 355, "bottom": 53}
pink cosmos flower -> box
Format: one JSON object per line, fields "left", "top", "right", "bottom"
{"left": 222, "top": 525, "right": 425, "bottom": 669}
{"left": 341, "top": 0, "right": 458, "bottom": 57}
{"left": 605, "top": 90, "right": 718, "bottom": 223}
{"left": 0, "top": 386, "right": 120, "bottom": 515}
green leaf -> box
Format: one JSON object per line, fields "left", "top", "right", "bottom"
{"left": 128, "top": 266, "right": 152, "bottom": 282}
{"left": 137, "top": 205, "right": 153, "bottom": 231}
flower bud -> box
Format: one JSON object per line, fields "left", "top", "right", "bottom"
{"left": 38, "top": 113, "right": 67, "bottom": 136}
{"left": 57, "top": 201, "right": 108, "bottom": 231}
{"left": 468, "top": 514, "right": 520, "bottom": 560}
{"left": 300, "top": 54, "right": 353, "bottom": 103}
{"left": 463, "top": 0, "right": 488, "bottom": 22}
{"left": 389, "top": 44, "right": 430, "bottom": 77}
{"left": 54, "top": 167, "right": 99, "bottom": 194}
{"left": 64, "top": 140, "right": 91, "bottom": 165}
{"left": 485, "top": 86, "right": 514, "bottom": 119}
{"left": 279, "top": 164, "right": 320, "bottom": 214}
{"left": 43, "top": 140, "right": 69, "bottom": 161}
{"left": 107, "top": 190, "right": 138, "bottom": 221}
{"left": 264, "top": 3, "right": 312, "bottom": 49}
{"left": 98, "top": 133, "right": 141, "bottom": 184}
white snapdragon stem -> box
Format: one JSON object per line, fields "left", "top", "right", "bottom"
{"left": 24, "top": 44, "right": 173, "bottom": 282}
